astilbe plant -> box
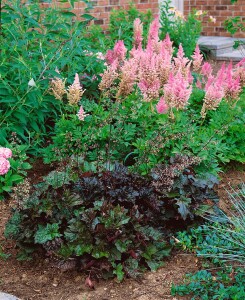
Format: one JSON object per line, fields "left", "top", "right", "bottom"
{"left": 50, "top": 73, "right": 88, "bottom": 121}
{"left": 99, "top": 17, "right": 244, "bottom": 119}
{"left": 46, "top": 17, "right": 244, "bottom": 178}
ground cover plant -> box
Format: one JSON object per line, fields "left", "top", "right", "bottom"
{"left": 171, "top": 184, "right": 245, "bottom": 299}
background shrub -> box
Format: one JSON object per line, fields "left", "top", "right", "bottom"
{"left": 0, "top": 0, "right": 104, "bottom": 153}
{"left": 85, "top": 5, "right": 153, "bottom": 51}
{"left": 159, "top": 0, "right": 202, "bottom": 57}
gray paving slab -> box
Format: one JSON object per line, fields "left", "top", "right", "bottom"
{"left": 198, "top": 37, "right": 234, "bottom": 50}
{"left": 0, "top": 293, "right": 20, "bottom": 300}
{"left": 198, "top": 36, "right": 245, "bottom": 49}
{"left": 216, "top": 49, "right": 244, "bottom": 61}
{"left": 197, "top": 36, "right": 245, "bottom": 61}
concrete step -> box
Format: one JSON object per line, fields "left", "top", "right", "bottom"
{"left": 198, "top": 36, "right": 245, "bottom": 61}
{"left": 198, "top": 36, "right": 235, "bottom": 56}
{"left": 215, "top": 49, "right": 244, "bottom": 62}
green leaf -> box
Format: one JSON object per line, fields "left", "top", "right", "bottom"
{"left": 34, "top": 223, "right": 61, "bottom": 244}
{"left": 115, "top": 240, "right": 131, "bottom": 253}
{"left": 21, "top": 162, "right": 32, "bottom": 170}
{"left": 92, "top": 249, "right": 109, "bottom": 259}
{"left": 9, "top": 174, "right": 23, "bottom": 183}
{"left": 61, "top": 11, "right": 77, "bottom": 17}
{"left": 113, "top": 263, "right": 124, "bottom": 282}
{"left": 2, "top": 186, "right": 12, "bottom": 192}
{"left": 176, "top": 197, "right": 192, "bottom": 220}
{"left": 146, "top": 260, "right": 164, "bottom": 271}
{"left": 81, "top": 14, "right": 95, "bottom": 21}
{"left": 75, "top": 244, "right": 92, "bottom": 256}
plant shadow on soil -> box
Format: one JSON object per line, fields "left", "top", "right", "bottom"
{"left": 0, "top": 164, "right": 244, "bottom": 300}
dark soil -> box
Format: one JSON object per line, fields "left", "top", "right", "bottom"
{"left": 0, "top": 165, "right": 244, "bottom": 300}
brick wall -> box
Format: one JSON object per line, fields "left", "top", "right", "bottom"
{"left": 90, "top": 0, "right": 159, "bottom": 29}
{"left": 28, "top": 0, "right": 245, "bottom": 37}
{"left": 40, "top": 0, "right": 159, "bottom": 30}
{"left": 184, "top": 0, "right": 245, "bottom": 38}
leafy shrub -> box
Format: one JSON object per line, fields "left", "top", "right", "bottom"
{"left": 224, "top": 16, "right": 245, "bottom": 57}
{"left": 108, "top": 5, "right": 153, "bottom": 49}
{"left": 85, "top": 5, "right": 153, "bottom": 51}
{"left": 159, "top": 0, "right": 203, "bottom": 57}
{"left": 0, "top": 0, "right": 104, "bottom": 152}
{"left": 5, "top": 161, "right": 220, "bottom": 280}
{"left": 224, "top": 0, "right": 245, "bottom": 54}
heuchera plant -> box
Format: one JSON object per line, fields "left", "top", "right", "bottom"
{"left": 5, "top": 161, "right": 219, "bottom": 281}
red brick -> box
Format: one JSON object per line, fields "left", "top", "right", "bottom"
{"left": 13, "top": 0, "right": 245, "bottom": 38}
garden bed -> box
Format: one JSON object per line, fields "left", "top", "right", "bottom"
{"left": 1, "top": 2, "right": 244, "bottom": 299}
{"left": 0, "top": 168, "right": 243, "bottom": 300}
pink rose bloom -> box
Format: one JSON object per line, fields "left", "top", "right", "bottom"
{"left": 0, "top": 157, "right": 10, "bottom": 175}
{"left": 0, "top": 147, "right": 12, "bottom": 159}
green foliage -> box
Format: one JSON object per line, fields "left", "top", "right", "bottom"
{"left": 0, "top": 244, "right": 11, "bottom": 260}
{"left": 196, "top": 94, "right": 245, "bottom": 165}
{"left": 172, "top": 268, "right": 245, "bottom": 300}
{"left": 35, "top": 223, "right": 61, "bottom": 244}
{"left": 172, "top": 183, "right": 245, "bottom": 299}
{"left": 224, "top": 16, "right": 245, "bottom": 35}
{"left": 108, "top": 5, "right": 153, "bottom": 49}
{"left": 224, "top": 0, "right": 245, "bottom": 50}
{"left": 5, "top": 163, "right": 220, "bottom": 280}
{"left": 174, "top": 223, "right": 245, "bottom": 265}
{"left": 44, "top": 85, "right": 245, "bottom": 178}
{"left": 0, "top": 142, "right": 31, "bottom": 200}
{"left": 159, "top": 0, "right": 202, "bottom": 57}
{"left": 85, "top": 5, "right": 153, "bottom": 51}
{"left": 0, "top": 0, "right": 104, "bottom": 153}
